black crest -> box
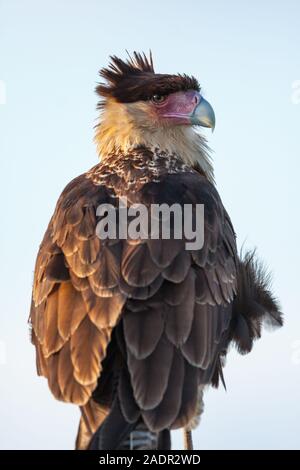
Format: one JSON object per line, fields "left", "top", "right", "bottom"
{"left": 96, "top": 51, "right": 200, "bottom": 103}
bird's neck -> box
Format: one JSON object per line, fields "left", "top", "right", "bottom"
{"left": 95, "top": 108, "right": 214, "bottom": 183}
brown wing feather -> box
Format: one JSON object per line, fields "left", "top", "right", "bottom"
{"left": 142, "top": 350, "right": 184, "bottom": 431}
{"left": 57, "top": 282, "right": 87, "bottom": 341}
{"left": 30, "top": 175, "right": 125, "bottom": 406}
{"left": 123, "top": 306, "right": 164, "bottom": 359}
{"left": 127, "top": 334, "right": 174, "bottom": 410}
{"left": 121, "top": 242, "right": 161, "bottom": 287}
{"left": 165, "top": 269, "right": 195, "bottom": 346}
{"left": 58, "top": 341, "right": 96, "bottom": 405}
{"left": 43, "top": 287, "right": 65, "bottom": 357}
{"left": 70, "top": 316, "right": 112, "bottom": 386}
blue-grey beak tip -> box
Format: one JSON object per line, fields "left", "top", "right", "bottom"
{"left": 192, "top": 97, "right": 216, "bottom": 131}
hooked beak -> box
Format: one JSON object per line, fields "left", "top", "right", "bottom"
{"left": 191, "top": 96, "right": 215, "bottom": 131}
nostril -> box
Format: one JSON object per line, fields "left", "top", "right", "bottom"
{"left": 193, "top": 94, "right": 200, "bottom": 105}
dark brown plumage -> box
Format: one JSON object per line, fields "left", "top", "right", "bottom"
{"left": 96, "top": 51, "right": 200, "bottom": 103}
{"left": 30, "top": 52, "right": 282, "bottom": 450}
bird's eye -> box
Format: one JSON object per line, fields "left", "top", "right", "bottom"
{"left": 151, "top": 94, "right": 166, "bottom": 104}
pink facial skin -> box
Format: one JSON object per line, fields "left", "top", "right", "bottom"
{"left": 152, "top": 90, "right": 201, "bottom": 125}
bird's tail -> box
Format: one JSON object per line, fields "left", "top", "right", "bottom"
{"left": 229, "top": 249, "right": 283, "bottom": 354}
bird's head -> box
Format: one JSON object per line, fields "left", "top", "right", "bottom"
{"left": 95, "top": 52, "right": 215, "bottom": 178}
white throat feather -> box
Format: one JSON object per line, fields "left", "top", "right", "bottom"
{"left": 95, "top": 99, "right": 214, "bottom": 183}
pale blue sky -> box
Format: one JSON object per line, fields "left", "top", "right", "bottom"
{"left": 0, "top": 0, "right": 299, "bottom": 449}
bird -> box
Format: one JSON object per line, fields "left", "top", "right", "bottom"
{"left": 29, "top": 51, "right": 283, "bottom": 450}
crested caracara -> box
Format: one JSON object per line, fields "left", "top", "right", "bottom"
{"left": 29, "top": 52, "right": 283, "bottom": 450}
